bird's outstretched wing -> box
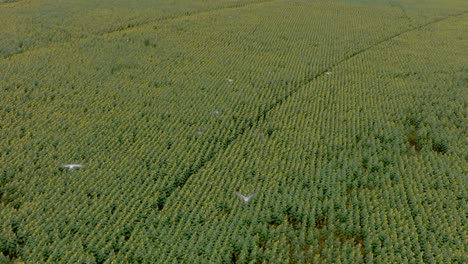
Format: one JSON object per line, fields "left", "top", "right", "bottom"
{"left": 61, "top": 164, "right": 84, "bottom": 170}
{"left": 236, "top": 192, "right": 255, "bottom": 204}
{"left": 236, "top": 191, "right": 247, "bottom": 200}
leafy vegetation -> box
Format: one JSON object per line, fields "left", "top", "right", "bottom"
{"left": 1, "top": 0, "right": 466, "bottom": 263}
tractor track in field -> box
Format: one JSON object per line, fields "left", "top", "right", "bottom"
{"left": 338, "top": 11, "right": 467, "bottom": 67}
{"left": 158, "top": 10, "right": 467, "bottom": 210}
{"left": 1, "top": 0, "right": 276, "bottom": 60}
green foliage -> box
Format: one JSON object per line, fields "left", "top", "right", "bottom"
{"left": 0, "top": 0, "right": 466, "bottom": 263}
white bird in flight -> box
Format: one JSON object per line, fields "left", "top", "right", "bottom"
{"left": 197, "top": 128, "right": 206, "bottom": 136}
{"left": 236, "top": 192, "right": 254, "bottom": 204}
{"left": 61, "top": 164, "right": 84, "bottom": 170}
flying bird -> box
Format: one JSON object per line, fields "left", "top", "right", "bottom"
{"left": 61, "top": 164, "right": 84, "bottom": 170}
{"left": 197, "top": 128, "right": 206, "bottom": 136}
{"left": 236, "top": 192, "right": 254, "bottom": 204}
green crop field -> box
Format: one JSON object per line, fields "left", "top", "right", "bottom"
{"left": 1, "top": 0, "right": 467, "bottom": 263}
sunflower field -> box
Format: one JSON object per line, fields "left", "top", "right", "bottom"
{"left": 1, "top": 0, "right": 466, "bottom": 263}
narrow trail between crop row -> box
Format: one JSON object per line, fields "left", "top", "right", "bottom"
{"left": 1, "top": 0, "right": 276, "bottom": 60}
{"left": 158, "top": 11, "right": 467, "bottom": 211}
